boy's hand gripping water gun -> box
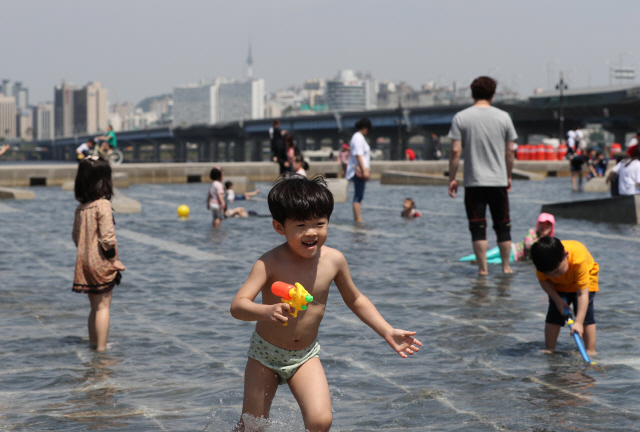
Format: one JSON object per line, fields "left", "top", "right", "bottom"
{"left": 562, "top": 297, "right": 596, "bottom": 365}
{"left": 271, "top": 282, "right": 313, "bottom": 326}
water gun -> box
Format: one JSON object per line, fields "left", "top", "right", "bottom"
{"left": 562, "top": 297, "right": 596, "bottom": 364}
{"left": 271, "top": 281, "right": 313, "bottom": 325}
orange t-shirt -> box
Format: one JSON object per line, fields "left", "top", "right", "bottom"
{"left": 536, "top": 240, "right": 599, "bottom": 293}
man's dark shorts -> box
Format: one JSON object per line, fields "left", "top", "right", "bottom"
{"left": 546, "top": 291, "right": 596, "bottom": 326}
{"left": 464, "top": 186, "right": 511, "bottom": 242}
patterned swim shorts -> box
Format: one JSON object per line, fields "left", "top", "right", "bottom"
{"left": 247, "top": 331, "right": 321, "bottom": 385}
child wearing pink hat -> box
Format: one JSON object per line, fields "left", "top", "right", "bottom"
{"left": 512, "top": 213, "right": 555, "bottom": 261}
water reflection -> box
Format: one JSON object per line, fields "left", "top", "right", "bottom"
{"left": 64, "top": 354, "right": 134, "bottom": 430}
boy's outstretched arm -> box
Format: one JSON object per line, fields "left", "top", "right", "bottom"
{"left": 334, "top": 253, "right": 421, "bottom": 358}
{"left": 230, "top": 259, "right": 292, "bottom": 324}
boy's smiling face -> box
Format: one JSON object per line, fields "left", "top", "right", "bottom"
{"left": 273, "top": 216, "right": 329, "bottom": 258}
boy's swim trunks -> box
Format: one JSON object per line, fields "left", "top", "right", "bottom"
{"left": 247, "top": 331, "right": 320, "bottom": 385}
{"left": 546, "top": 291, "right": 596, "bottom": 326}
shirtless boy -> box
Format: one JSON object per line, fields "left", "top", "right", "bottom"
{"left": 230, "top": 175, "right": 421, "bottom": 431}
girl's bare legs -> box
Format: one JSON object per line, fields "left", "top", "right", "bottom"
{"left": 88, "top": 291, "right": 113, "bottom": 352}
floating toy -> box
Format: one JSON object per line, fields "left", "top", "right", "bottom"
{"left": 177, "top": 204, "right": 190, "bottom": 218}
{"left": 562, "top": 298, "right": 596, "bottom": 365}
{"left": 271, "top": 281, "right": 313, "bottom": 326}
{"left": 459, "top": 246, "right": 514, "bottom": 264}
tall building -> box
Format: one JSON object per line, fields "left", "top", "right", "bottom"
{"left": 218, "top": 79, "right": 264, "bottom": 123}
{"left": 0, "top": 95, "right": 17, "bottom": 139}
{"left": 173, "top": 77, "right": 265, "bottom": 127}
{"left": 247, "top": 42, "right": 253, "bottom": 79}
{"left": 74, "top": 81, "right": 108, "bottom": 135}
{"left": 173, "top": 83, "right": 218, "bottom": 127}
{"left": 54, "top": 82, "right": 76, "bottom": 137}
{"left": 327, "top": 70, "right": 367, "bottom": 111}
{"left": 16, "top": 109, "right": 33, "bottom": 141}
{"left": 32, "top": 103, "right": 54, "bottom": 140}
{"left": 12, "top": 82, "right": 29, "bottom": 110}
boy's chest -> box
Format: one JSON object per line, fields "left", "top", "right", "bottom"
{"left": 270, "top": 265, "right": 335, "bottom": 302}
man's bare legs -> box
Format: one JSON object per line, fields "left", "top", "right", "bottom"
{"left": 288, "top": 358, "right": 332, "bottom": 432}
{"left": 472, "top": 240, "right": 488, "bottom": 275}
{"left": 353, "top": 202, "right": 363, "bottom": 222}
{"left": 88, "top": 291, "right": 112, "bottom": 352}
{"left": 498, "top": 240, "right": 513, "bottom": 273}
{"left": 212, "top": 218, "right": 221, "bottom": 228}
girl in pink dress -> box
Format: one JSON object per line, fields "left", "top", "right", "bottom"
{"left": 72, "top": 158, "right": 125, "bottom": 351}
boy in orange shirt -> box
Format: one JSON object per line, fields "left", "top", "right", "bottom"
{"left": 530, "top": 236, "right": 599, "bottom": 355}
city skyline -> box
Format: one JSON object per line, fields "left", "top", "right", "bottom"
{"left": 3, "top": 0, "right": 640, "bottom": 107}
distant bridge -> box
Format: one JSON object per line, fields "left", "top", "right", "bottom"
{"left": 38, "top": 84, "right": 640, "bottom": 162}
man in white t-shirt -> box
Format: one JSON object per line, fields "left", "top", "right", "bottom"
{"left": 346, "top": 118, "right": 372, "bottom": 222}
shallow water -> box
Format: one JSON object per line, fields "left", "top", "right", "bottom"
{"left": 1, "top": 178, "right": 640, "bottom": 431}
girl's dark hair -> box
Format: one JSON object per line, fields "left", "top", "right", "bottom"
{"left": 470, "top": 76, "right": 497, "bottom": 101}
{"left": 284, "top": 133, "right": 294, "bottom": 148}
{"left": 530, "top": 236, "right": 565, "bottom": 273}
{"left": 268, "top": 174, "right": 333, "bottom": 224}
{"left": 74, "top": 158, "right": 113, "bottom": 204}
{"left": 210, "top": 167, "right": 222, "bottom": 181}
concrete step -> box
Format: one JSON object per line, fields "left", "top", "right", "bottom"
{"left": 541, "top": 195, "right": 640, "bottom": 224}
{"left": 380, "top": 170, "right": 450, "bottom": 186}
{"left": 583, "top": 176, "right": 609, "bottom": 193}
{"left": 326, "top": 179, "right": 348, "bottom": 202}
{"left": 111, "top": 187, "right": 141, "bottom": 214}
{"left": 0, "top": 187, "right": 35, "bottom": 200}
{"left": 512, "top": 168, "right": 545, "bottom": 181}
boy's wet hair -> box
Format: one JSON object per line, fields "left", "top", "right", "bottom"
{"left": 470, "top": 76, "right": 497, "bottom": 101}
{"left": 210, "top": 167, "right": 222, "bottom": 181}
{"left": 74, "top": 158, "right": 113, "bottom": 204}
{"left": 224, "top": 181, "right": 233, "bottom": 189}
{"left": 268, "top": 174, "right": 334, "bottom": 224}
{"left": 531, "top": 236, "right": 565, "bottom": 273}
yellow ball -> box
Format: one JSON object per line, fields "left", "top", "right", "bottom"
{"left": 177, "top": 204, "right": 190, "bottom": 218}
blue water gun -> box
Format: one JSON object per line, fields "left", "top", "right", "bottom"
{"left": 562, "top": 297, "right": 596, "bottom": 365}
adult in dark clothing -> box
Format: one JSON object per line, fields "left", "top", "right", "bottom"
{"left": 270, "top": 120, "right": 288, "bottom": 174}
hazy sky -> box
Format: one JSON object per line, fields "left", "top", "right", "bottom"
{"left": 5, "top": 0, "right": 640, "bottom": 105}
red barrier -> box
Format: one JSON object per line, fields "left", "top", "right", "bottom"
{"left": 536, "top": 143, "right": 545, "bottom": 160}
{"left": 545, "top": 144, "right": 555, "bottom": 160}
{"left": 610, "top": 143, "right": 622, "bottom": 157}
{"left": 557, "top": 144, "right": 567, "bottom": 160}
{"left": 516, "top": 145, "right": 526, "bottom": 160}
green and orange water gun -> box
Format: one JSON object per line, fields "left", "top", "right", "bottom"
{"left": 271, "top": 281, "right": 314, "bottom": 325}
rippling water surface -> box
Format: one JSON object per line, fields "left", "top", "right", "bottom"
{"left": 1, "top": 177, "right": 640, "bottom": 431}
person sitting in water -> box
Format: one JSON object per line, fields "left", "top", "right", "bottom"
{"left": 401, "top": 198, "right": 422, "bottom": 218}
{"left": 225, "top": 207, "right": 259, "bottom": 218}
{"left": 512, "top": 212, "right": 555, "bottom": 261}
{"left": 224, "top": 181, "right": 261, "bottom": 203}
{"left": 531, "top": 236, "right": 599, "bottom": 356}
